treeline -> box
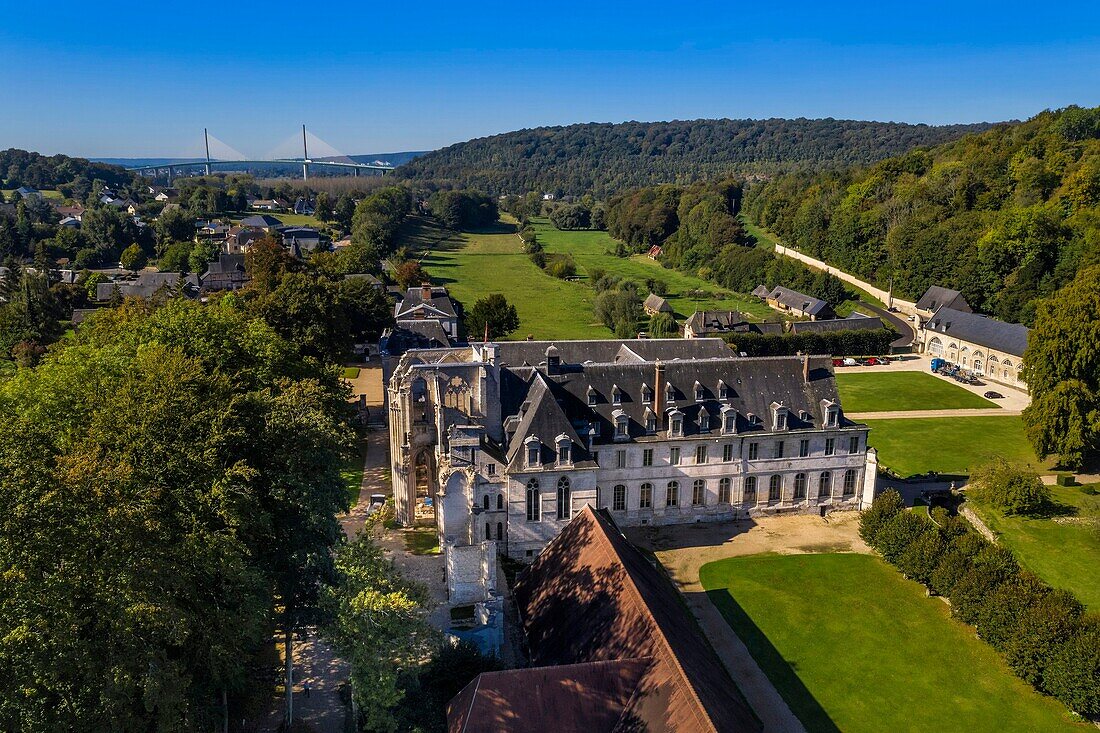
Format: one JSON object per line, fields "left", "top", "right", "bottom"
{"left": 0, "top": 147, "right": 134, "bottom": 190}
{"left": 861, "top": 489, "right": 1099, "bottom": 718}
{"left": 396, "top": 118, "right": 992, "bottom": 198}
{"left": 743, "top": 105, "right": 1100, "bottom": 325}
{"left": 426, "top": 189, "right": 498, "bottom": 230}
{"left": 723, "top": 328, "right": 895, "bottom": 358}
{"left": 605, "top": 179, "right": 853, "bottom": 303}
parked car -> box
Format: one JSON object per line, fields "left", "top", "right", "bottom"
{"left": 983, "top": 391, "right": 1004, "bottom": 399}
{"left": 842, "top": 357, "right": 858, "bottom": 366}
{"left": 865, "top": 357, "right": 882, "bottom": 366}
{"left": 832, "top": 358, "right": 844, "bottom": 367}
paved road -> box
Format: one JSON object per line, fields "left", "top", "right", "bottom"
{"left": 858, "top": 300, "right": 916, "bottom": 350}
{"left": 849, "top": 408, "right": 1020, "bottom": 420}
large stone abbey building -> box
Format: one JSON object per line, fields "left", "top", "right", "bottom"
{"left": 387, "top": 339, "right": 876, "bottom": 596}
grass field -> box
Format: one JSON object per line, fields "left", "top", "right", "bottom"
{"left": 406, "top": 216, "right": 613, "bottom": 340}
{"left": 836, "top": 371, "right": 996, "bottom": 412}
{"left": 700, "top": 554, "right": 1086, "bottom": 733}
{"left": 2, "top": 188, "right": 64, "bottom": 201}
{"left": 230, "top": 212, "right": 323, "bottom": 227}
{"left": 969, "top": 484, "right": 1100, "bottom": 609}
{"left": 341, "top": 366, "right": 361, "bottom": 380}
{"left": 865, "top": 415, "right": 1040, "bottom": 477}
{"left": 403, "top": 528, "right": 441, "bottom": 555}
{"left": 339, "top": 440, "right": 367, "bottom": 509}
{"left": 531, "top": 218, "right": 776, "bottom": 320}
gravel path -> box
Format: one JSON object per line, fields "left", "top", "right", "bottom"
{"left": 849, "top": 407, "right": 1020, "bottom": 419}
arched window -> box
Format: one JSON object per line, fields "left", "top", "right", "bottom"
{"left": 794, "top": 473, "right": 807, "bottom": 499}
{"left": 613, "top": 484, "right": 626, "bottom": 511}
{"left": 928, "top": 337, "right": 943, "bottom": 356}
{"left": 692, "top": 479, "right": 706, "bottom": 506}
{"left": 769, "top": 475, "right": 782, "bottom": 502}
{"left": 818, "top": 471, "right": 832, "bottom": 498}
{"left": 557, "top": 476, "right": 571, "bottom": 520}
{"left": 526, "top": 479, "right": 540, "bottom": 522}
{"left": 496, "top": 522, "right": 503, "bottom": 540}
{"left": 483, "top": 495, "right": 490, "bottom": 510}
{"left": 485, "top": 523, "right": 491, "bottom": 540}
{"left": 497, "top": 494, "right": 504, "bottom": 510}
{"left": 744, "top": 476, "right": 757, "bottom": 504}
{"left": 639, "top": 483, "right": 653, "bottom": 509}
{"left": 718, "top": 477, "right": 731, "bottom": 503}
{"left": 843, "top": 470, "right": 857, "bottom": 496}
{"left": 666, "top": 481, "right": 679, "bottom": 507}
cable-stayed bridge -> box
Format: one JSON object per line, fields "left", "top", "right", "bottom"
{"left": 125, "top": 126, "right": 394, "bottom": 181}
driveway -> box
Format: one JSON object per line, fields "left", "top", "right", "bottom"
{"left": 858, "top": 300, "right": 916, "bottom": 350}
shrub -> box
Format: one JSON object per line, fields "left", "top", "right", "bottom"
{"left": 970, "top": 460, "right": 1051, "bottom": 516}
{"left": 928, "top": 532, "right": 989, "bottom": 597}
{"left": 858, "top": 489, "right": 904, "bottom": 547}
{"left": 896, "top": 527, "right": 945, "bottom": 584}
{"left": 974, "top": 572, "right": 1050, "bottom": 650}
{"left": 545, "top": 254, "right": 577, "bottom": 279}
{"left": 1042, "top": 616, "right": 1100, "bottom": 717}
{"left": 875, "top": 511, "right": 930, "bottom": 565}
{"left": 949, "top": 546, "right": 1020, "bottom": 625}
{"left": 1004, "top": 589, "right": 1084, "bottom": 686}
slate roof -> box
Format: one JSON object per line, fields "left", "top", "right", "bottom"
{"left": 200, "top": 254, "right": 249, "bottom": 291}
{"left": 500, "top": 506, "right": 761, "bottom": 733}
{"left": 788, "top": 315, "right": 886, "bottom": 334}
{"left": 344, "top": 273, "right": 384, "bottom": 286}
{"left": 382, "top": 320, "right": 454, "bottom": 355}
{"left": 685, "top": 310, "right": 783, "bottom": 336}
{"left": 644, "top": 293, "right": 673, "bottom": 313}
{"left": 915, "top": 285, "right": 971, "bottom": 314}
{"left": 239, "top": 214, "right": 283, "bottom": 228}
{"left": 96, "top": 272, "right": 183, "bottom": 301}
{"left": 766, "top": 286, "right": 830, "bottom": 317}
{"left": 925, "top": 307, "right": 1029, "bottom": 357}
{"left": 493, "top": 338, "right": 731, "bottom": 368}
{"left": 751, "top": 284, "right": 771, "bottom": 299}
{"left": 395, "top": 285, "right": 458, "bottom": 319}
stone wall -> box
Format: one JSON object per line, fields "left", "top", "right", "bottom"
{"left": 446, "top": 541, "right": 498, "bottom": 605}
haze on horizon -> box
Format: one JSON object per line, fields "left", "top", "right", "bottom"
{"left": 2, "top": 0, "right": 1099, "bottom": 158}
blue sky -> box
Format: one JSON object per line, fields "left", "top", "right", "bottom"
{"left": 2, "top": 1, "right": 1099, "bottom": 157}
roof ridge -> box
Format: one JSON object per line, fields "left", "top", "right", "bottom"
{"left": 581, "top": 506, "right": 720, "bottom": 733}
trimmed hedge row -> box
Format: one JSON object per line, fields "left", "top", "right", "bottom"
{"left": 723, "top": 328, "right": 896, "bottom": 357}
{"left": 860, "top": 490, "right": 1100, "bottom": 718}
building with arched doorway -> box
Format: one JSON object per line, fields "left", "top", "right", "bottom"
{"left": 388, "top": 339, "right": 875, "bottom": 603}
{"left": 919, "top": 306, "right": 1029, "bottom": 391}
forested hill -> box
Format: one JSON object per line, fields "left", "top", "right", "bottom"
{"left": 742, "top": 105, "right": 1100, "bottom": 326}
{"left": 1, "top": 148, "right": 134, "bottom": 189}
{"left": 396, "top": 118, "right": 992, "bottom": 197}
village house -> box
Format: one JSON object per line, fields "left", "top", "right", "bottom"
{"left": 95, "top": 271, "right": 195, "bottom": 301}
{"left": 249, "top": 198, "right": 289, "bottom": 212}
{"left": 447, "top": 505, "right": 761, "bottom": 733}
{"left": 387, "top": 338, "right": 876, "bottom": 602}
{"left": 199, "top": 253, "right": 249, "bottom": 293}
{"left": 238, "top": 214, "right": 283, "bottom": 230}
{"left": 279, "top": 226, "right": 323, "bottom": 255}
{"left": 643, "top": 293, "right": 673, "bottom": 316}
{"left": 757, "top": 285, "right": 833, "bottom": 320}
{"left": 683, "top": 310, "right": 784, "bottom": 338}
{"left": 914, "top": 285, "right": 971, "bottom": 320}
{"left": 380, "top": 284, "right": 461, "bottom": 357}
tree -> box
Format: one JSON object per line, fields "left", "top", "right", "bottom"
{"left": 245, "top": 236, "right": 297, "bottom": 295}
{"left": 875, "top": 510, "right": 931, "bottom": 565}
{"left": 1042, "top": 615, "right": 1100, "bottom": 716}
{"left": 322, "top": 533, "right": 431, "bottom": 732}
{"left": 333, "top": 193, "right": 356, "bottom": 229}
{"left": 393, "top": 260, "right": 430, "bottom": 290}
{"left": 648, "top": 311, "right": 677, "bottom": 338}
{"left": 1022, "top": 265, "right": 1100, "bottom": 468}
{"left": 969, "top": 460, "right": 1050, "bottom": 516}
{"left": 895, "top": 526, "right": 945, "bottom": 584}
{"left": 1003, "top": 589, "right": 1085, "bottom": 686}
{"left": 858, "top": 488, "right": 904, "bottom": 547}
{"left": 314, "top": 191, "right": 334, "bottom": 221}
{"left": 549, "top": 203, "right": 591, "bottom": 230}
{"left": 154, "top": 205, "right": 194, "bottom": 248}
{"left": 119, "top": 243, "right": 147, "bottom": 271}
{"left": 427, "top": 190, "right": 497, "bottom": 230}
{"left": 928, "top": 532, "right": 989, "bottom": 597}
{"left": 466, "top": 294, "right": 520, "bottom": 341}
{"left": 948, "top": 546, "right": 1020, "bottom": 624}
{"left": 188, "top": 239, "right": 219, "bottom": 273}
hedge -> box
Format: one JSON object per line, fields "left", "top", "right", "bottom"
{"left": 723, "top": 328, "right": 896, "bottom": 357}
{"left": 861, "top": 490, "right": 1100, "bottom": 718}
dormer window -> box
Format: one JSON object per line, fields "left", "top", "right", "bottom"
{"left": 612, "top": 409, "right": 629, "bottom": 440}
{"left": 694, "top": 381, "right": 704, "bottom": 402}
{"left": 772, "top": 404, "right": 789, "bottom": 432}
{"left": 721, "top": 405, "right": 737, "bottom": 434}
{"left": 668, "top": 409, "right": 684, "bottom": 437}
{"left": 641, "top": 383, "right": 652, "bottom": 403}
{"left": 556, "top": 434, "right": 572, "bottom": 465}
{"left": 525, "top": 436, "right": 541, "bottom": 468}
{"left": 644, "top": 408, "right": 657, "bottom": 434}
{"left": 699, "top": 411, "right": 710, "bottom": 432}
{"left": 587, "top": 387, "right": 597, "bottom": 406}
{"left": 718, "top": 380, "right": 729, "bottom": 400}
{"left": 665, "top": 382, "right": 676, "bottom": 405}
{"left": 821, "top": 399, "right": 840, "bottom": 428}
{"left": 611, "top": 384, "right": 622, "bottom": 405}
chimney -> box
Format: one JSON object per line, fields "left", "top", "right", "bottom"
{"left": 802, "top": 354, "right": 810, "bottom": 383}
{"left": 420, "top": 282, "right": 432, "bottom": 301}
{"left": 653, "top": 360, "right": 664, "bottom": 416}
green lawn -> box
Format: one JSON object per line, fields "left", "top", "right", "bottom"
{"left": 969, "top": 484, "right": 1100, "bottom": 609}
{"left": 837, "top": 371, "right": 997, "bottom": 412}
{"left": 531, "top": 218, "right": 776, "bottom": 320}
{"left": 2, "top": 188, "right": 63, "bottom": 201}
{"left": 403, "top": 528, "right": 441, "bottom": 555}
{"left": 339, "top": 440, "right": 367, "bottom": 509}
{"left": 406, "top": 216, "right": 614, "bottom": 340}
{"left": 865, "top": 415, "right": 1041, "bottom": 477}
{"left": 700, "top": 554, "right": 1086, "bottom": 733}
{"left": 341, "top": 366, "right": 361, "bottom": 380}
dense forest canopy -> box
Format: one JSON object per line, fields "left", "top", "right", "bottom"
{"left": 1, "top": 148, "right": 134, "bottom": 190}
{"left": 397, "top": 118, "right": 993, "bottom": 198}
{"left": 743, "top": 106, "right": 1100, "bottom": 325}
